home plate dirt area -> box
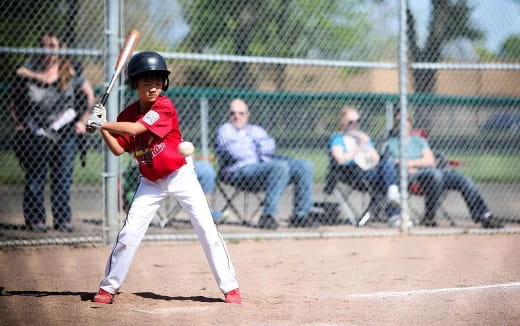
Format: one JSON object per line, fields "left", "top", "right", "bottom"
{"left": 1, "top": 234, "right": 519, "bottom": 325}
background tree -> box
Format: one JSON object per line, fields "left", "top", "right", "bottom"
{"left": 0, "top": 0, "right": 103, "bottom": 82}
{"left": 499, "top": 34, "right": 520, "bottom": 60}
{"left": 0, "top": 0, "right": 64, "bottom": 82}
{"left": 406, "top": 0, "right": 483, "bottom": 93}
{"left": 179, "top": 0, "right": 376, "bottom": 89}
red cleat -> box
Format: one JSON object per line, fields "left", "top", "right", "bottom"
{"left": 224, "top": 288, "right": 242, "bottom": 304}
{"left": 93, "top": 288, "right": 115, "bottom": 304}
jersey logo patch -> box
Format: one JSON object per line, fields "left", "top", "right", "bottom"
{"left": 143, "top": 110, "right": 160, "bottom": 125}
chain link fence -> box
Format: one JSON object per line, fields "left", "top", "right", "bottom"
{"left": 1, "top": 0, "right": 519, "bottom": 246}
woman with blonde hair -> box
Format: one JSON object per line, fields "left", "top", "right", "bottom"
{"left": 326, "top": 106, "right": 401, "bottom": 226}
{"left": 9, "top": 32, "right": 95, "bottom": 232}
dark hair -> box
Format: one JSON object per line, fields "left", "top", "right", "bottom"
{"left": 388, "top": 111, "right": 413, "bottom": 138}
{"left": 131, "top": 70, "right": 169, "bottom": 89}
{"left": 39, "top": 32, "right": 62, "bottom": 47}
{"left": 39, "top": 32, "right": 76, "bottom": 91}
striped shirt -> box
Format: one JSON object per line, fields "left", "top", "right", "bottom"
{"left": 216, "top": 122, "right": 275, "bottom": 174}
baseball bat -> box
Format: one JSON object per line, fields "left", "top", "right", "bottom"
{"left": 100, "top": 29, "right": 141, "bottom": 106}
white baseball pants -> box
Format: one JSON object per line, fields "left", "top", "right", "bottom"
{"left": 99, "top": 160, "right": 239, "bottom": 294}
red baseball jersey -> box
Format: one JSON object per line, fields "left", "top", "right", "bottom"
{"left": 116, "top": 96, "right": 186, "bottom": 181}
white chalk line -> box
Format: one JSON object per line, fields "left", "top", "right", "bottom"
{"left": 346, "top": 282, "right": 520, "bottom": 299}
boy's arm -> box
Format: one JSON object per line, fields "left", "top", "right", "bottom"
{"left": 100, "top": 121, "right": 147, "bottom": 136}
{"left": 99, "top": 121, "right": 149, "bottom": 155}
{"left": 87, "top": 104, "right": 146, "bottom": 136}
{"left": 100, "top": 129, "right": 125, "bottom": 156}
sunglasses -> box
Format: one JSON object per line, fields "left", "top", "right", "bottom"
{"left": 229, "top": 111, "right": 246, "bottom": 116}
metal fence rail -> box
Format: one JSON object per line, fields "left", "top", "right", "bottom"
{"left": 0, "top": 0, "right": 519, "bottom": 246}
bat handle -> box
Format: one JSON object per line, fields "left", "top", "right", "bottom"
{"left": 100, "top": 93, "right": 109, "bottom": 106}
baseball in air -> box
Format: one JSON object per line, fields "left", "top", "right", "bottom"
{"left": 178, "top": 141, "right": 195, "bottom": 156}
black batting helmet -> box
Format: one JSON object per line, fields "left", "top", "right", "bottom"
{"left": 127, "top": 51, "right": 170, "bottom": 90}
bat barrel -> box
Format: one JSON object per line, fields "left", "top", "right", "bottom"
{"left": 99, "top": 30, "right": 140, "bottom": 107}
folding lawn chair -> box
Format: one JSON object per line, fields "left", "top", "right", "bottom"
{"left": 216, "top": 177, "right": 265, "bottom": 227}
{"left": 323, "top": 157, "right": 386, "bottom": 226}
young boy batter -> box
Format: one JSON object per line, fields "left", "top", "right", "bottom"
{"left": 87, "top": 51, "right": 241, "bottom": 304}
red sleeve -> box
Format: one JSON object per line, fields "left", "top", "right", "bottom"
{"left": 115, "top": 103, "right": 138, "bottom": 153}
{"left": 137, "top": 96, "right": 176, "bottom": 139}
{"left": 116, "top": 134, "right": 133, "bottom": 153}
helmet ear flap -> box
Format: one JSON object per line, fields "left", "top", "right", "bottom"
{"left": 163, "top": 77, "right": 169, "bottom": 91}
{"left": 127, "top": 78, "right": 136, "bottom": 90}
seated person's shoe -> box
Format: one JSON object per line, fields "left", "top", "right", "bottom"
{"left": 258, "top": 215, "right": 279, "bottom": 230}
{"left": 419, "top": 217, "right": 437, "bottom": 227}
{"left": 480, "top": 212, "right": 503, "bottom": 229}
{"left": 30, "top": 222, "right": 48, "bottom": 233}
{"left": 224, "top": 288, "right": 242, "bottom": 304}
{"left": 211, "top": 210, "right": 227, "bottom": 224}
{"left": 387, "top": 215, "right": 401, "bottom": 227}
{"left": 53, "top": 222, "right": 74, "bottom": 232}
{"left": 93, "top": 288, "right": 115, "bottom": 304}
{"left": 289, "top": 215, "right": 319, "bottom": 228}
{"left": 387, "top": 185, "right": 401, "bottom": 204}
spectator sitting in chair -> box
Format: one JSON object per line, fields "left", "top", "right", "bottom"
{"left": 216, "top": 98, "right": 317, "bottom": 230}
{"left": 384, "top": 113, "right": 502, "bottom": 228}
{"left": 327, "top": 106, "right": 401, "bottom": 226}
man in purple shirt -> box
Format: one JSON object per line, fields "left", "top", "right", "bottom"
{"left": 216, "top": 98, "right": 316, "bottom": 229}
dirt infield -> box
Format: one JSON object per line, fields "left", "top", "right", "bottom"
{"left": 1, "top": 234, "right": 519, "bottom": 325}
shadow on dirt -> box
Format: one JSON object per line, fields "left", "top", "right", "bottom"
{"left": 134, "top": 292, "right": 223, "bottom": 303}
{"left": 0, "top": 288, "right": 93, "bottom": 301}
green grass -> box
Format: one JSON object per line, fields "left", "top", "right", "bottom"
{"left": 0, "top": 150, "right": 107, "bottom": 185}
{"left": 448, "top": 153, "right": 520, "bottom": 183}
{"left": 1, "top": 150, "right": 519, "bottom": 185}
{"left": 279, "top": 149, "right": 520, "bottom": 184}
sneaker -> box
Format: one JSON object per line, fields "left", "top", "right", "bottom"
{"left": 53, "top": 223, "right": 74, "bottom": 232}
{"left": 258, "top": 215, "right": 279, "bottom": 230}
{"left": 387, "top": 215, "right": 401, "bottom": 227}
{"left": 419, "top": 217, "right": 437, "bottom": 227}
{"left": 480, "top": 212, "right": 504, "bottom": 229}
{"left": 288, "top": 215, "right": 320, "bottom": 228}
{"left": 93, "top": 288, "right": 115, "bottom": 304}
{"left": 211, "top": 210, "right": 226, "bottom": 224}
{"left": 224, "top": 288, "right": 241, "bottom": 304}
{"left": 30, "top": 222, "right": 47, "bottom": 233}
{"left": 387, "top": 185, "right": 400, "bottom": 204}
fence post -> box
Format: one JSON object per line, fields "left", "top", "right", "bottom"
{"left": 200, "top": 97, "right": 210, "bottom": 159}
{"left": 398, "top": 0, "right": 411, "bottom": 233}
{"left": 103, "top": 0, "right": 121, "bottom": 245}
{"left": 385, "top": 101, "right": 394, "bottom": 135}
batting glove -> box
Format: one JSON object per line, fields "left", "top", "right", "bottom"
{"left": 86, "top": 103, "right": 107, "bottom": 133}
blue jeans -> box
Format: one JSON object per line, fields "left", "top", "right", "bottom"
{"left": 364, "top": 158, "right": 400, "bottom": 216}
{"left": 411, "top": 168, "right": 489, "bottom": 222}
{"left": 15, "top": 129, "right": 77, "bottom": 227}
{"left": 194, "top": 161, "right": 216, "bottom": 194}
{"left": 326, "top": 158, "right": 400, "bottom": 217}
{"left": 230, "top": 158, "right": 314, "bottom": 218}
